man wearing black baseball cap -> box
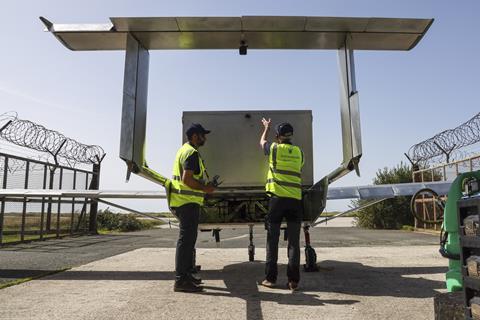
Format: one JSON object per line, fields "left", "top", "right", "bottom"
{"left": 259, "top": 118, "right": 304, "bottom": 291}
{"left": 170, "top": 123, "right": 215, "bottom": 292}
{"left": 185, "top": 123, "right": 211, "bottom": 143}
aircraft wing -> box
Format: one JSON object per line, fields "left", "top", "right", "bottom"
{"left": 327, "top": 181, "right": 451, "bottom": 200}
{"left": 0, "top": 189, "right": 166, "bottom": 199}
{"left": 0, "top": 181, "right": 451, "bottom": 200}
{"left": 41, "top": 16, "right": 433, "bottom": 51}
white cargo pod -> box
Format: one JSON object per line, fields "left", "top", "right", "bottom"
{"left": 182, "top": 110, "right": 313, "bottom": 189}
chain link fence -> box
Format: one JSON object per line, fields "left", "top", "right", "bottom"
{"left": 0, "top": 152, "right": 100, "bottom": 245}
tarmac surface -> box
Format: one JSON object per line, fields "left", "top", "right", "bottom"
{"left": 0, "top": 218, "right": 446, "bottom": 319}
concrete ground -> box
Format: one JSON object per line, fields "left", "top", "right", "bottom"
{"left": 0, "top": 218, "right": 447, "bottom": 319}
{"left": 0, "top": 218, "right": 437, "bottom": 286}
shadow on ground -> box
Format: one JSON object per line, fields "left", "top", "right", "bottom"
{"left": 0, "top": 260, "right": 447, "bottom": 319}
{"left": 0, "top": 234, "right": 151, "bottom": 253}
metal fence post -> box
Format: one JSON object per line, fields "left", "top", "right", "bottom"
{"left": 82, "top": 172, "right": 89, "bottom": 232}
{"left": 421, "top": 171, "right": 426, "bottom": 230}
{"left": 56, "top": 167, "right": 63, "bottom": 238}
{"left": 88, "top": 163, "right": 101, "bottom": 234}
{"left": 20, "top": 161, "right": 29, "bottom": 242}
{"left": 46, "top": 166, "right": 55, "bottom": 233}
{"left": 39, "top": 164, "right": 47, "bottom": 240}
{"left": 0, "top": 156, "right": 8, "bottom": 245}
{"left": 70, "top": 170, "right": 77, "bottom": 235}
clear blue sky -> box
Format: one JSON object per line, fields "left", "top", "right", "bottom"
{"left": 1, "top": 1, "right": 479, "bottom": 212}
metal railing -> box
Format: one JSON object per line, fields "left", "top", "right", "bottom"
{"left": 0, "top": 152, "right": 100, "bottom": 245}
{"left": 412, "top": 154, "right": 480, "bottom": 230}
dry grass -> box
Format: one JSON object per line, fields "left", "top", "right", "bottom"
{"left": 1, "top": 213, "right": 88, "bottom": 244}
{"left": 3, "top": 213, "right": 80, "bottom": 231}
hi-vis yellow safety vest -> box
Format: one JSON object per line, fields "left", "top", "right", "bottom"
{"left": 266, "top": 142, "right": 304, "bottom": 200}
{"left": 169, "top": 143, "right": 206, "bottom": 207}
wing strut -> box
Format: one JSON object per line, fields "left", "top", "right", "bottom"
{"left": 312, "top": 198, "right": 388, "bottom": 227}
{"left": 119, "top": 33, "right": 169, "bottom": 187}
{"left": 304, "top": 34, "right": 362, "bottom": 222}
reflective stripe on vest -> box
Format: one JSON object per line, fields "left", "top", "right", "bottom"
{"left": 169, "top": 143, "right": 206, "bottom": 207}
{"left": 266, "top": 142, "right": 303, "bottom": 200}
{"left": 266, "top": 178, "right": 302, "bottom": 189}
{"left": 169, "top": 188, "right": 205, "bottom": 197}
{"left": 269, "top": 167, "right": 302, "bottom": 178}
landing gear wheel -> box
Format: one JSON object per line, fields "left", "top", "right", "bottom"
{"left": 303, "top": 245, "right": 319, "bottom": 272}
{"left": 410, "top": 188, "right": 445, "bottom": 224}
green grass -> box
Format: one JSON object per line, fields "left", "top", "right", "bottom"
{"left": 401, "top": 225, "right": 415, "bottom": 232}
{"left": 1, "top": 234, "right": 41, "bottom": 244}
{"left": 3, "top": 213, "right": 75, "bottom": 230}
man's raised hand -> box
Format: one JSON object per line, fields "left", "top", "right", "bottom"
{"left": 262, "top": 117, "right": 271, "bottom": 129}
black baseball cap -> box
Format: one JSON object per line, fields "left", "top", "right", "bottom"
{"left": 276, "top": 122, "right": 294, "bottom": 137}
{"left": 186, "top": 123, "right": 211, "bottom": 138}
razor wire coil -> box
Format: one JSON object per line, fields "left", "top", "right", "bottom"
{"left": 407, "top": 112, "right": 480, "bottom": 165}
{"left": 0, "top": 112, "right": 105, "bottom": 166}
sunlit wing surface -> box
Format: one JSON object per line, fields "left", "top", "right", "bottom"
{"left": 327, "top": 181, "right": 451, "bottom": 200}
{"left": 42, "top": 16, "right": 433, "bottom": 51}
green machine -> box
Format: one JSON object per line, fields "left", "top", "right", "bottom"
{"left": 441, "top": 171, "right": 480, "bottom": 292}
{"left": 412, "top": 170, "right": 480, "bottom": 292}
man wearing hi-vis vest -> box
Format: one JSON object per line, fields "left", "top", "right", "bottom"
{"left": 171, "top": 123, "right": 215, "bottom": 292}
{"left": 259, "top": 118, "right": 304, "bottom": 291}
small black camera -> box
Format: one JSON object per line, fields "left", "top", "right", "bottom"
{"left": 239, "top": 40, "right": 248, "bottom": 55}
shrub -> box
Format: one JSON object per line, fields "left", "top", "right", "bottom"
{"left": 117, "top": 214, "right": 144, "bottom": 232}
{"left": 354, "top": 162, "right": 413, "bottom": 229}
{"left": 97, "top": 208, "right": 121, "bottom": 230}
{"left": 97, "top": 208, "right": 161, "bottom": 232}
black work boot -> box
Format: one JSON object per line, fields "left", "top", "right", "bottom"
{"left": 188, "top": 273, "right": 203, "bottom": 285}
{"left": 174, "top": 278, "right": 203, "bottom": 292}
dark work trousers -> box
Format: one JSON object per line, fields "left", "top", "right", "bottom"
{"left": 265, "top": 196, "right": 302, "bottom": 283}
{"left": 174, "top": 203, "right": 200, "bottom": 280}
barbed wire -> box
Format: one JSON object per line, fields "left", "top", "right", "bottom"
{"left": 0, "top": 112, "right": 105, "bottom": 166}
{"left": 407, "top": 112, "right": 480, "bottom": 166}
